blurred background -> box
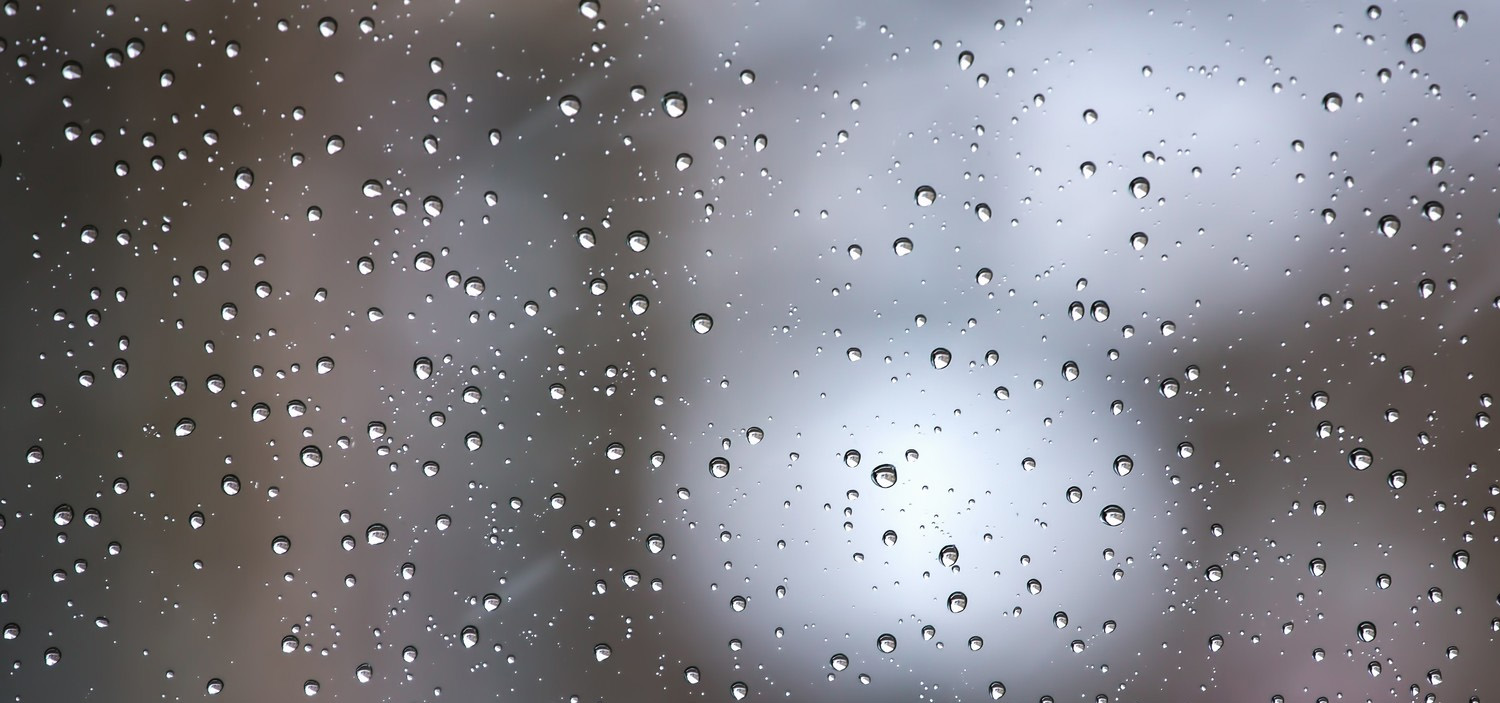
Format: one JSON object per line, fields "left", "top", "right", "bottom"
{"left": 1, "top": 0, "right": 1498, "bottom": 701}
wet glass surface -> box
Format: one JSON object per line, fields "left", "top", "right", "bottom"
{"left": 1, "top": 1, "right": 1498, "bottom": 701}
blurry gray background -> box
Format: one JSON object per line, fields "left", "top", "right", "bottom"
{"left": 1, "top": 0, "right": 1497, "bottom": 701}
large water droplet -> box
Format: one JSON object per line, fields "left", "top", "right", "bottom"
{"left": 1129, "top": 177, "right": 1150, "bottom": 199}
{"left": 1100, "top": 505, "right": 1126, "bottom": 526}
{"left": 930, "top": 348, "right": 952, "bottom": 369}
{"left": 661, "top": 91, "right": 688, "bottom": 118}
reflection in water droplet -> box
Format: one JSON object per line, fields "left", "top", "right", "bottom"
{"left": 914, "top": 185, "right": 937, "bottom": 207}
{"left": 1323, "top": 92, "right": 1343, "bottom": 112}
{"left": 870, "top": 464, "right": 897, "bottom": 488}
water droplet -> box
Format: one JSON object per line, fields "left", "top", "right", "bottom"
{"left": 1061, "top": 360, "right": 1080, "bottom": 381}
{"left": 1129, "top": 177, "right": 1150, "bottom": 199}
{"left": 627, "top": 231, "right": 650, "bottom": 252}
{"left": 989, "top": 681, "right": 1006, "bottom": 699}
{"left": 876, "top": 633, "right": 897, "bottom": 653}
{"left": 1130, "top": 231, "right": 1149, "bottom": 250}
{"left": 1348, "top": 447, "right": 1373, "bottom": 471}
{"left": 61, "top": 61, "right": 83, "bottom": 80}
{"left": 594, "top": 643, "right": 612, "bottom": 661}
{"left": 1423, "top": 200, "right": 1443, "bottom": 221}
{"left": 661, "top": 91, "right": 688, "bottom": 118}
{"left": 317, "top": 17, "right": 337, "bottom": 37}
{"left": 300, "top": 445, "right": 322, "bottom": 467}
{"left": 739, "top": 69, "right": 755, "bottom": 85}
{"left": 1407, "top": 33, "right": 1426, "bottom": 53}
{"left": 1323, "top": 93, "right": 1343, "bottom": 112}
{"left": 1113, "top": 455, "right": 1134, "bottom": 476}
{"left": 271, "top": 535, "right": 292, "bottom": 554}
{"left": 930, "top": 348, "right": 952, "bottom": 369}
{"left": 870, "top": 464, "right": 897, "bottom": 488}
{"left": 234, "top": 168, "right": 254, "bottom": 190}
{"left": 947, "top": 591, "right": 968, "bottom": 613}
{"left": 1453, "top": 549, "right": 1470, "bottom": 570}
{"left": 844, "top": 450, "right": 861, "bottom": 467}
{"left": 691, "top": 313, "right": 714, "bottom": 334}
{"left": 1091, "top": 301, "right": 1110, "bottom": 321}
{"left": 1308, "top": 557, "right": 1327, "bottom": 576}
{"left": 558, "top": 95, "right": 581, "bottom": 117}
{"left": 174, "top": 418, "right": 196, "bottom": 437}
{"left": 914, "top": 185, "right": 937, "bottom": 207}
{"left": 1100, "top": 505, "right": 1126, "bottom": 526}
